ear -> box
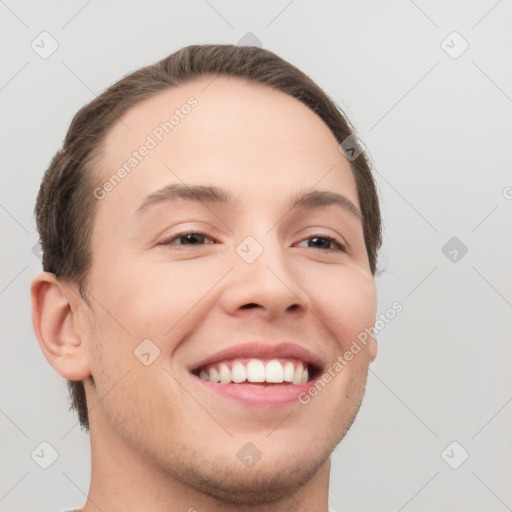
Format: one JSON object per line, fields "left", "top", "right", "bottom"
{"left": 31, "top": 272, "right": 91, "bottom": 380}
{"left": 369, "top": 337, "right": 378, "bottom": 363}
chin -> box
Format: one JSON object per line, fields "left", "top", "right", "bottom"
{"left": 177, "top": 448, "right": 331, "bottom": 506}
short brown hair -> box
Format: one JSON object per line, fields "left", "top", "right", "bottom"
{"left": 35, "top": 44, "right": 382, "bottom": 432}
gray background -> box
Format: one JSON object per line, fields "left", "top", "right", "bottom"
{"left": 1, "top": 1, "right": 511, "bottom": 511}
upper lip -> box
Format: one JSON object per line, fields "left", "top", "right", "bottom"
{"left": 188, "top": 342, "right": 324, "bottom": 373}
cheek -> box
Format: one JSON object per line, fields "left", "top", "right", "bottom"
{"left": 88, "top": 241, "right": 376, "bottom": 358}
{"left": 308, "top": 266, "right": 377, "bottom": 350}
{"left": 86, "top": 314, "right": 128, "bottom": 371}
{"left": 90, "top": 253, "right": 230, "bottom": 338}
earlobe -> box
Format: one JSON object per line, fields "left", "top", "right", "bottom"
{"left": 369, "top": 337, "right": 378, "bottom": 362}
{"left": 31, "top": 272, "right": 91, "bottom": 380}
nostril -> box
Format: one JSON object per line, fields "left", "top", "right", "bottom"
{"left": 241, "top": 303, "right": 261, "bottom": 310}
{"left": 286, "top": 304, "right": 300, "bottom": 312}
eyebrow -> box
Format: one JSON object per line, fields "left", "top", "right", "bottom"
{"left": 136, "top": 183, "right": 362, "bottom": 221}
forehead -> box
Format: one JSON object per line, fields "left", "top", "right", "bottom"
{"left": 102, "top": 74, "right": 338, "bottom": 150}
{"left": 93, "top": 75, "right": 358, "bottom": 217}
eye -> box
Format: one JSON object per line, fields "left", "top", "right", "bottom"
{"left": 296, "top": 234, "right": 345, "bottom": 252}
{"left": 160, "top": 232, "right": 215, "bottom": 246}
{"left": 159, "top": 232, "right": 344, "bottom": 250}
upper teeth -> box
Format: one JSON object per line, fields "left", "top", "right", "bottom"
{"left": 198, "top": 359, "right": 309, "bottom": 385}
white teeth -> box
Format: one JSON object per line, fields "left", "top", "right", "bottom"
{"left": 265, "top": 359, "right": 284, "bottom": 383}
{"left": 246, "top": 359, "right": 265, "bottom": 382}
{"left": 219, "top": 363, "right": 231, "bottom": 384}
{"left": 283, "top": 361, "right": 294, "bottom": 382}
{"left": 231, "top": 361, "right": 246, "bottom": 383}
{"left": 198, "top": 359, "right": 311, "bottom": 385}
{"left": 292, "top": 362, "right": 304, "bottom": 385}
{"left": 209, "top": 367, "right": 220, "bottom": 383}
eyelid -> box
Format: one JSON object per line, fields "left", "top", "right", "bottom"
{"left": 295, "top": 232, "right": 347, "bottom": 252}
{"left": 158, "top": 230, "right": 219, "bottom": 246}
{"left": 150, "top": 218, "right": 227, "bottom": 245}
{"left": 157, "top": 229, "right": 347, "bottom": 252}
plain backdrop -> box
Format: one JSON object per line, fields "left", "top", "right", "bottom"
{"left": 1, "top": 1, "right": 511, "bottom": 511}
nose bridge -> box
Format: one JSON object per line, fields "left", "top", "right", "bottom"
{"left": 225, "top": 229, "right": 307, "bottom": 315}
{"left": 242, "top": 226, "right": 284, "bottom": 273}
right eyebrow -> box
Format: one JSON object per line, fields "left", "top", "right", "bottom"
{"left": 136, "top": 184, "right": 235, "bottom": 215}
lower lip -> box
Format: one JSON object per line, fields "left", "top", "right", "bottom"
{"left": 192, "top": 375, "right": 317, "bottom": 407}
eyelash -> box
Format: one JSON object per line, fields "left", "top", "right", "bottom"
{"left": 159, "top": 231, "right": 346, "bottom": 252}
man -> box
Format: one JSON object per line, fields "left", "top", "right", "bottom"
{"left": 31, "top": 44, "right": 382, "bottom": 512}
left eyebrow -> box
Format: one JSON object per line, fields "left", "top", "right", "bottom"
{"left": 135, "top": 183, "right": 362, "bottom": 222}
{"left": 291, "top": 189, "right": 362, "bottom": 222}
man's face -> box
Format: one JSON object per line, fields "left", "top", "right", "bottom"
{"left": 81, "top": 76, "right": 377, "bottom": 503}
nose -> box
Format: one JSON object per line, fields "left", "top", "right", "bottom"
{"left": 218, "top": 237, "right": 309, "bottom": 322}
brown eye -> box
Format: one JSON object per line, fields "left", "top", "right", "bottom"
{"left": 296, "top": 234, "right": 345, "bottom": 252}
{"left": 161, "top": 232, "right": 214, "bottom": 246}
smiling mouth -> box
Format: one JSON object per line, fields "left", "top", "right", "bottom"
{"left": 191, "top": 358, "right": 321, "bottom": 385}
